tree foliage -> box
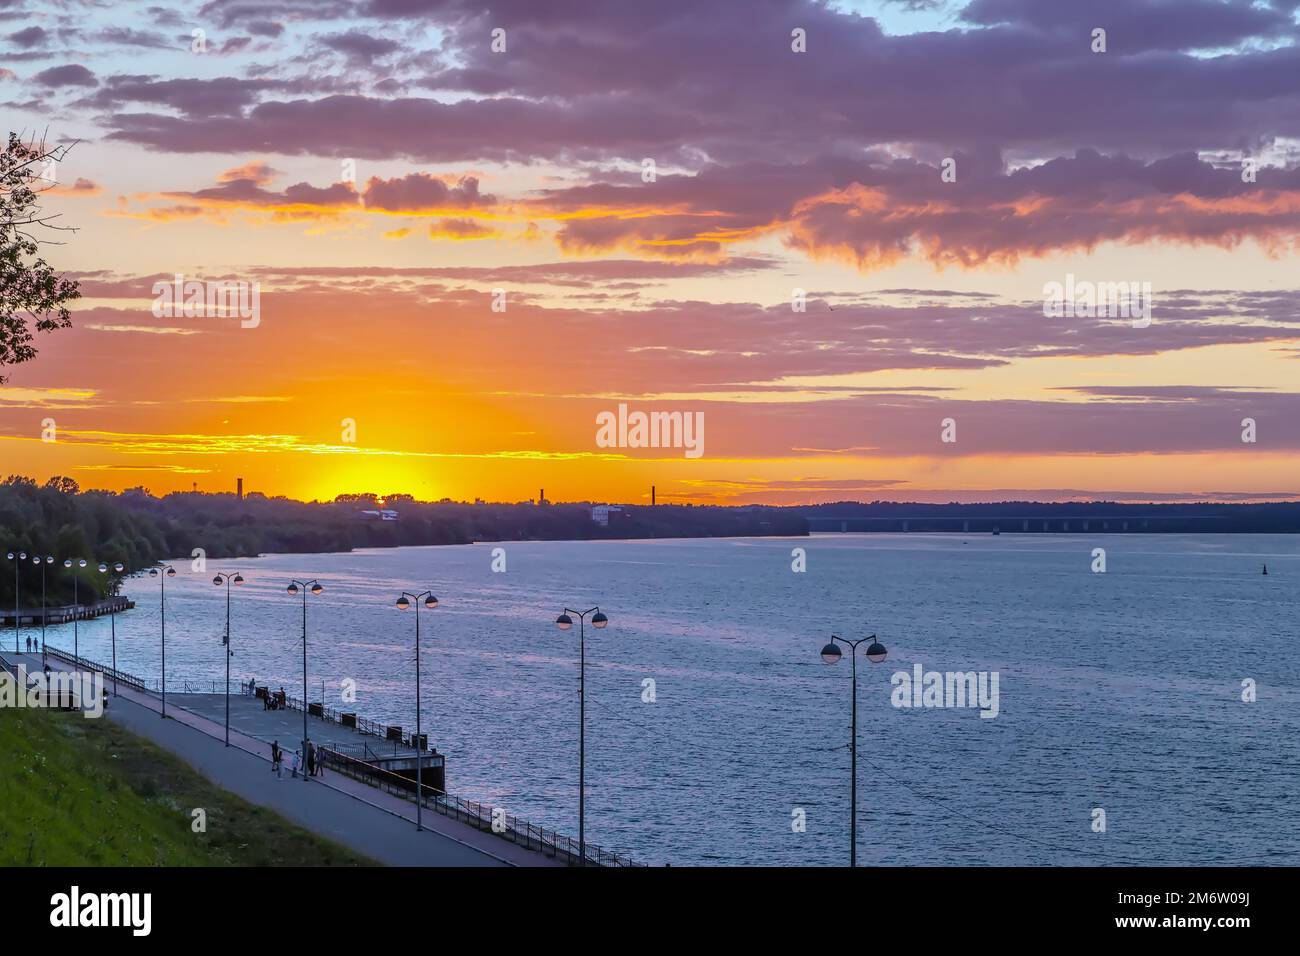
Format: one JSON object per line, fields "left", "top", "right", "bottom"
{"left": 1, "top": 132, "right": 80, "bottom": 382}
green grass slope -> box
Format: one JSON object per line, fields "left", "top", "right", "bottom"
{"left": 0, "top": 705, "right": 375, "bottom": 866}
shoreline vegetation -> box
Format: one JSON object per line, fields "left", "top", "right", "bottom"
{"left": 3, "top": 474, "right": 1298, "bottom": 606}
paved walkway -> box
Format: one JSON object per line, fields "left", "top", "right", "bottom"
{"left": 1, "top": 652, "right": 563, "bottom": 867}
{"left": 154, "top": 690, "right": 425, "bottom": 762}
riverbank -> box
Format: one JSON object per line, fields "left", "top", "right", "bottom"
{"left": 2, "top": 649, "right": 564, "bottom": 866}
{"left": 0, "top": 702, "right": 374, "bottom": 866}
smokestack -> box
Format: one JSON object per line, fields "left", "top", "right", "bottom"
{"left": 237, "top": 477, "right": 244, "bottom": 501}
{"left": 652, "top": 485, "right": 656, "bottom": 506}
{"left": 539, "top": 487, "right": 545, "bottom": 505}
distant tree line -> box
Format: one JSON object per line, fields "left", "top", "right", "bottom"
{"left": 795, "top": 500, "right": 1300, "bottom": 533}
{"left": 0, "top": 476, "right": 807, "bottom": 606}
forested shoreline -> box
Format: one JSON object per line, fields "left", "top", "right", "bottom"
{"left": 6, "top": 473, "right": 1297, "bottom": 608}
{"left": 0, "top": 476, "right": 807, "bottom": 605}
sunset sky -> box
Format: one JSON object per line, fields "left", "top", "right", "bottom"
{"left": 2, "top": 0, "right": 1300, "bottom": 504}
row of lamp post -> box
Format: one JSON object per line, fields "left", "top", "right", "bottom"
{"left": 7, "top": 548, "right": 598, "bottom": 861}
{"left": 9, "top": 549, "right": 880, "bottom": 867}
{"left": 188, "top": 575, "right": 608, "bottom": 866}
{"left": 5, "top": 551, "right": 124, "bottom": 667}
{"left": 6, "top": 547, "right": 621, "bottom": 866}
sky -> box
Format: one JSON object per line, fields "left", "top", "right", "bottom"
{"left": 2, "top": 0, "right": 1300, "bottom": 505}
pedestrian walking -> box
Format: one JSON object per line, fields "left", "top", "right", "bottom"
{"left": 271, "top": 740, "right": 282, "bottom": 777}
{"left": 306, "top": 742, "right": 317, "bottom": 777}
{"left": 291, "top": 748, "right": 301, "bottom": 779}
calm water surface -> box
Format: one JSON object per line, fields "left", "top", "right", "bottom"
{"left": 34, "top": 533, "right": 1300, "bottom": 866}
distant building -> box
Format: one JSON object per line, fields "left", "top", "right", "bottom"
{"left": 359, "top": 509, "right": 399, "bottom": 521}
{"left": 591, "top": 505, "right": 624, "bottom": 526}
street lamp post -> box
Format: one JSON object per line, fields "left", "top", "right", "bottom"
{"left": 97, "top": 563, "right": 125, "bottom": 696}
{"left": 63, "top": 558, "right": 88, "bottom": 662}
{"left": 287, "top": 579, "right": 323, "bottom": 782}
{"left": 32, "top": 555, "right": 52, "bottom": 660}
{"left": 819, "top": 633, "right": 888, "bottom": 868}
{"left": 212, "top": 571, "right": 246, "bottom": 746}
{"left": 395, "top": 590, "right": 439, "bottom": 831}
{"left": 6, "top": 550, "right": 26, "bottom": 652}
{"left": 554, "top": 606, "right": 609, "bottom": 866}
{"left": 149, "top": 564, "right": 176, "bottom": 717}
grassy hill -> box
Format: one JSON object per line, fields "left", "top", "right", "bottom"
{"left": 0, "top": 705, "right": 374, "bottom": 866}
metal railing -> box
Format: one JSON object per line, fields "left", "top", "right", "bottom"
{"left": 318, "top": 745, "right": 642, "bottom": 867}
{"left": 42, "top": 648, "right": 246, "bottom": 698}
{"left": 272, "top": 690, "right": 439, "bottom": 755}
{"left": 1, "top": 598, "right": 134, "bottom": 626}
{"left": 323, "top": 738, "right": 444, "bottom": 765}
{"left": 43, "top": 643, "right": 146, "bottom": 692}
{"left": 142, "top": 678, "right": 234, "bottom": 694}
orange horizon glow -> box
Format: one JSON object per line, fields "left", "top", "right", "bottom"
{"left": 4, "top": 8, "right": 1300, "bottom": 505}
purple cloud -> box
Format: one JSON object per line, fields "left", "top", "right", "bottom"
{"left": 7, "top": 25, "right": 47, "bottom": 48}
{"left": 33, "top": 64, "right": 98, "bottom": 87}
{"left": 318, "top": 29, "right": 400, "bottom": 65}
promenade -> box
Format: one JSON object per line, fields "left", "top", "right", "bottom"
{"left": 0, "top": 596, "right": 133, "bottom": 627}
{"left": 152, "top": 691, "right": 432, "bottom": 764}
{"left": 0, "top": 651, "right": 562, "bottom": 867}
